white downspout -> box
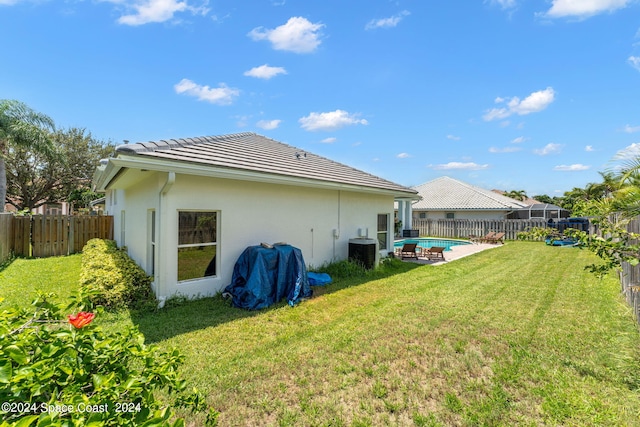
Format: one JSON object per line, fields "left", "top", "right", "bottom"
{"left": 157, "top": 172, "right": 175, "bottom": 308}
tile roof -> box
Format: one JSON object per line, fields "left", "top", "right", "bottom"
{"left": 115, "top": 132, "right": 416, "bottom": 196}
{"left": 412, "top": 176, "right": 527, "bottom": 210}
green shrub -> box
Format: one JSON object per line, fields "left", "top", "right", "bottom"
{"left": 0, "top": 292, "right": 215, "bottom": 426}
{"left": 517, "top": 226, "right": 553, "bottom": 241}
{"left": 79, "top": 239, "right": 153, "bottom": 309}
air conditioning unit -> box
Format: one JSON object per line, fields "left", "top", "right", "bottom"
{"left": 348, "top": 238, "right": 377, "bottom": 269}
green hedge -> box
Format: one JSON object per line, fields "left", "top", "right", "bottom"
{"left": 79, "top": 239, "right": 153, "bottom": 309}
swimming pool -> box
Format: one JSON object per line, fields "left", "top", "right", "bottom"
{"left": 393, "top": 238, "right": 472, "bottom": 252}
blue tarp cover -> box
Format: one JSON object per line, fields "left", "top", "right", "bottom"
{"left": 224, "top": 244, "right": 312, "bottom": 310}
{"left": 308, "top": 272, "right": 332, "bottom": 286}
{"left": 545, "top": 238, "right": 579, "bottom": 247}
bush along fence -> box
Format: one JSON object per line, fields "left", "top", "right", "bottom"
{"left": 0, "top": 214, "right": 113, "bottom": 262}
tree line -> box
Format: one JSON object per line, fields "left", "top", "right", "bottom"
{"left": 503, "top": 172, "right": 619, "bottom": 214}
{"left": 0, "top": 100, "right": 115, "bottom": 214}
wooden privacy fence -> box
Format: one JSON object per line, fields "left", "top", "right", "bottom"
{"left": 0, "top": 213, "right": 14, "bottom": 264}
{"left": 619, "top": 216, "right": 640, "bottom": 325}
{"left": 411, "top": 218, "right": 549, "bottom": 240}
{"left": 0, "top": 214, "right": 113, "bottom": 261}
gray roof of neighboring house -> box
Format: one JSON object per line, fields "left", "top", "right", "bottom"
{"left": 114, "top": 132, "right": 417, "bottom": 196}
{"left": 412, "top": 176, "right": 527, "bottom": 211}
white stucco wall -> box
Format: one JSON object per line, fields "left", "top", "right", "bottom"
{"left": 413, "top": 210, "right": 510, "bottom": 220}
{"left": 106, "top": 171, "right": 394, "bottom": 300}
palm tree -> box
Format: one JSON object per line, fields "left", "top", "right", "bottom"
{"left": 0, "top": 100, "right": 55, "bottom": 212}
{"left": 505, "top": 190, "right": 527, "bottom": 201}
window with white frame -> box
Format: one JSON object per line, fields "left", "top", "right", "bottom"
{"left": 46, "top": 204, "right": 62, "bottom": 215}
{"left": 177, "top": 211, "right": 218, "bottom": 282}
{"left": 377, "top": 213, "right": 389, "bottom": 251}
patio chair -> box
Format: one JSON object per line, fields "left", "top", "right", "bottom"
{"left": 398, "top": 243, "right": 419, "bottom": 260}
{"left": 424, "top": 246, "right": 445, "bottom": 261}
{"left": 485, "top": 232, "right": 505, "bottom": 244}
{"left": 475, "top": 232, "right": 496, "bottom": 243}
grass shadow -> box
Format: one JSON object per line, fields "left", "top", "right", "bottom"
{"left": 129, "top": 258, "right": 423, "bottom": 344}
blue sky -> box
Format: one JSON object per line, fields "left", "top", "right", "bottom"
{"left": 2, "top": 0, "right": 640, "bottom": 197}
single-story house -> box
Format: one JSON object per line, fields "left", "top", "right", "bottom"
{"left": 4, "top": 201, "right": 71, "bottom": 215}
{"left": 93, "top": 132, "right": 419, "bottom": 301}
{"left": 411, "top": 176, "right": 526, "bottom": 220}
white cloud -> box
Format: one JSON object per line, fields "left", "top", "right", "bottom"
{"left": 533, "top": 143, "right": 563, "bottom": 155}
{"left": 174, "top": 78, "right": 239, "bottom": 105}
{"left": 585, "top": 145, "right": 595, "bottom": 152}
{"left": 614, "top": 142, "right": 640, "bottom": 160}
{"left": 553, "top": 164, "right": 591, "bottom": 171}
{"left": 489, "top": 0, "right": 517, "bottom": 9}
{"left": 446, "top": 134, "right": 461, "bottom": 141}
{"left": 244, "top": 64, "right": 287, "bottom": 79}
{"left": 248, "top": 17, "right": 324, "bottom": 53}
{"left": 299, "top": 110, "right": 368, "bottom": 131}
{"left": 256, "top": 119, "right": 281, "bottom": 130}
{"left": 429, "top": 162, "right": 490, "bottom": 170}
{"left": 396, "top": 152, "right": 412, "bottom": 159}
{"left": 111, "top": 0, "right": 209, "bottom": 26}
{"left": 544, "top": 0, "right": 629, "bottom": 18}
{"left": 623, "top": 124, "right": 640, "bottom": 133}
{"left": 483, "top": 87, "right": 555, "bottom": 121}
{"left": 321, "top": 137, "right": 337, "bottom": 144}
{"left": 489, "top": 146, "right": 522, "bottom": 153}
{"left": 235, "top": 115, "right": 250, "bottom": 127}
{"left": 511, "top": 136, "right": 527, "bottom": 143}
{"left": 628, "top": 56, "right": 640, "bottom": 72}
{"left": 365, "top": 10, "right": 410, "bottom": 30}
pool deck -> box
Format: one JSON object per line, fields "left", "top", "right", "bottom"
{"left": 394, "top": 241, "right": 501, "bottom": 265}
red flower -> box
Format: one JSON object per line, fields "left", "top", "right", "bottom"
{"left": 67, "top": 312, "right": 95, "bottom": 329}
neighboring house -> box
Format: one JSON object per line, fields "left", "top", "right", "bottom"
{"left": 3, "top": 201, "right": 71, "bottom": 215}
{"left": 93, "top": 132, "right": 418, "bottom": 301}
{"left": 411, "top": 176, "right": 526, "bottom": 220}
{"left": 491, "top": 190, "right": 570, "bottom": 219}
{"left": 32, "top": 202, "right": 71, "bottom": 215}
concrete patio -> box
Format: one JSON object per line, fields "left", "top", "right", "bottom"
{"left": 396, "top": 242, "right": 501, "bottom": 265}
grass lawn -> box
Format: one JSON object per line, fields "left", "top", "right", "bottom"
{"left": 2, "top": 241, "right": 640, "bottom": 426}
{"left": 0, "top": 253, "right": 83, "bottom": 307}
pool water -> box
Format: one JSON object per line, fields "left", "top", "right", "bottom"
{"left": 393, "top": 238, "right": 471, "bottom": 252}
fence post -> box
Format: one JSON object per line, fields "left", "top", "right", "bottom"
{"left": 69, "top": 215, "right": 75, "bottom": 254}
